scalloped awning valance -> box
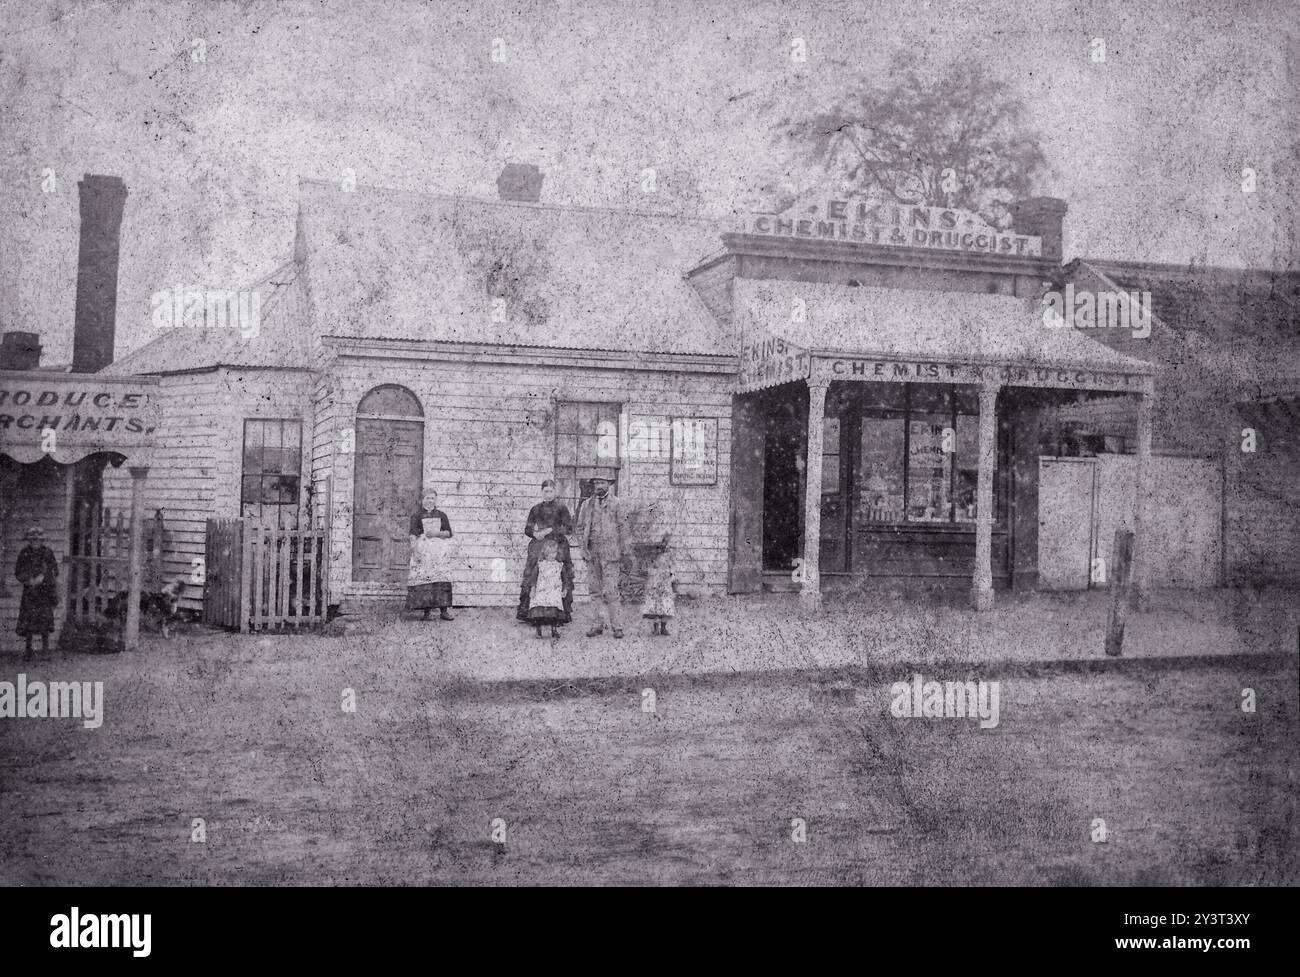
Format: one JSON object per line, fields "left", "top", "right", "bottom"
{"left": 0, "top": 371, "right": 159, "bottom": 466}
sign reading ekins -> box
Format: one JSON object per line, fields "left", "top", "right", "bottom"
{"left": 751, "top": 199, "right": 1043, "bottom": 258}
{"left": 739, "top": 334, "right": 811, "bottom": 393}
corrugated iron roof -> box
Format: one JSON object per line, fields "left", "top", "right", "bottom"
{"left": 736, "top": 279, "right": 1156, "bottom": 374}
{"left": 106, "top": 262, "right": 309, "bottom": 375}
{"left": 295, "top": 180, "right": 731, "bottom": 357}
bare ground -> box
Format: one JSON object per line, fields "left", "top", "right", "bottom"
{"left": 1, "top": 621, "right": 1296, "bottom": 885}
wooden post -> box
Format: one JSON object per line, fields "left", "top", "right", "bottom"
{"left": 801, "top": 380, "right": 830, "bottom": 608}
{"left": 125, "top": 466, "right": 149, "bottom": 652}
{"left": 1132, "top": 392, "right": 1153, "bottom": 611}
{"left": 727, "top": 395, "right": 766, "bottom": 594}
{"left": 1105, "top": 528, "right": 1135, "bottom": 656}
{"left": 972, "top": 382, "right": 1001, "bottom": 611}
{"left": 323, "top": 475, "right": 333, "bottom": 612}
{"left": 295, "top": 526, "right": 306, "bottom": 623}
{"left": 253, "top": 522, "right": 266, "bottom": 632}
{"left": 240, "top": 519, "right": 253, "bottom": 634}
{"left": 277, "top": 522, "right": 291, "bottom": 627}
{"left": 60, "top": 464, "right": 75, "bottom": 619}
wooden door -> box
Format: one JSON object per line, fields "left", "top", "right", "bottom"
{"left": 818, "top": 396, "right": 849, "bottom": 573}
{"left": 728, "top": 395, "right": 765, "bottom": 592}
{"left": 352, "top": 419, "right": 424, "bottom": 584}
{"left": 1037, "top": 458, "right": 1095, "bottom": 590}
{"left": 204, "top": 518, "right": 243, "bottom": 628}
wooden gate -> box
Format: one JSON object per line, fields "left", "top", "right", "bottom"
{"left": 65, "top": 504, "right": 165, "bottom": 625}
{"left": 1038, "top": 454, "right": 1223, "bottom": 590}
{"left": 204, "top": 518, "right": 243, "bottom": 629}
{"left": 240, "top": 521, "right": 329, "bottom": 632}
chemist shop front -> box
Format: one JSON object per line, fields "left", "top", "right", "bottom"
{"left": 712, "top": 203, "right": 1156, "bottom": 608}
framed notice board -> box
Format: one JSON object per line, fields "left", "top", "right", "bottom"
{"left": 670, "top": 417, "right": 718, "bottom": 485}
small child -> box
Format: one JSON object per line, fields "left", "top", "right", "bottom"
{"left": 642, "top": 538, "right": 676, "bottom": 636}
{"left": 528, "top": 538, "right": 564, "bottom": 639}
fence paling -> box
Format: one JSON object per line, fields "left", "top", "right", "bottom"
{"left": 294, "top": 534, "right": 303, "bottom": 622}
{"left": 304, "top": 534, "right": 316, "bottom": 621}
{"left": 259, "top": 526, "right": 268, "bottom": 628}
{"left": 240, "top": 520, "right": 254, "bottom": 634}
{"left": 278, "top": 528, "right": 291, "bottom": 625}
{"left": 231, "top": 520, "right": 329, "bottom": 632}
{"left": 64, "top": 505, "right": 164, "bottom": 627}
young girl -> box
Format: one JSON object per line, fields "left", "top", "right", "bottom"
{"left": 641, "top": 537, "right": 676, "bottom": 636}
{"left": 528, "top": 537, "right": 565, "bottom": 639}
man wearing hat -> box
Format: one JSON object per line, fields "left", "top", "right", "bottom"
{"left": 576, "top": 476, "right": 627, "bottom": 638}
{"left": 14, "top": 526, "right": 59, "bottom": 661}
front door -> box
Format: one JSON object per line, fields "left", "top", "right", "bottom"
{"left": 728, "top": 394, "right": 765, "bottom": 592}
{"left": 352, "top": 419, "right": 424, "bottom": 583}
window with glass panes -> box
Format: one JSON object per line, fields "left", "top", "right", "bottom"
{"left": 554, "top": 401, "right": 621, "bottom": 512}
{"left": 241, "top": 419, "right": 303, "bottom": 527}
{"left": 855, "top": 385, "right": 996, "bottom": 526}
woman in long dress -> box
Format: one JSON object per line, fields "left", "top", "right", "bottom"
{"left": 515, "top": 479, "right": 574, "bottom": 624}
{"left": 14, "top": 526, "right": 59, "bottom": 661}
{"left": 407, "top": 490, "right": 455, "bottom": 621}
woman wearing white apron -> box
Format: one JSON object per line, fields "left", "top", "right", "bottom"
{"left": 407, "top": 490, "right": 456, "bottom": 621}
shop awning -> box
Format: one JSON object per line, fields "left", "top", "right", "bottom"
{"left": 0, "top": 371, "right": 160, "bottom": 465}
{"left": 735, "top": 279, "right": 1156, "bottom": 394}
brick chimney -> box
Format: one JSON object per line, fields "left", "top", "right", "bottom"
{"left": 0, "top": 331, "right": 42, "bottom": 370}
{"left": 496, "top": 163, "right": 544, "bottom": 203}
{"left": 71, "top": 174, "right": 128, "bottom": 373}
{"left": 1011, "top": 196, "right": 1067, "bottom": 263}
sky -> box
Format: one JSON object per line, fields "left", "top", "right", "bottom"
{"left": 1, "top": 0, "right": 1297, "bottom": 363}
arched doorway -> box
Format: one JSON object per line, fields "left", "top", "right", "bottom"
{"left": 352, "top": 385, "right": 424, "bottom": 584}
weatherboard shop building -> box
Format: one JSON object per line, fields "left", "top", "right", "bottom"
{"left": 103, "top": 168, "right": 1169, "bottom": 622}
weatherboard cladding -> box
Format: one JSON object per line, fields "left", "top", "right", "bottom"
{"left": 101, "top": 368, "right": 314, "bottom": 610}
{"left": 322, "top": 355, "right": 734, "bottom": 606}
{"left": 97, "top": 185, "right": 744, "bottom": 611}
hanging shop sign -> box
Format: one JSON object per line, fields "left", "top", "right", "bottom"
{"left": 738, "top": 333, "right": 811, "bottom": 393}
{"left": 814, "top": 357, "right": 1153, "bottom": 394}
{"left": 0, "top": 372, "right": 160, "bottom": 464}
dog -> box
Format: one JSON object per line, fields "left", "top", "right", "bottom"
{"left": 103, "top": 577, "right": 186, "bottom": 638}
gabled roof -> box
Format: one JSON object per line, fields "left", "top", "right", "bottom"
{"left": 736, "top": 279, "right": 1155, "bottom": 376}
{"left": 1067, "top": 258, "right": 1300, "bottom": 401}
{"left": 1077, "top": 259, "right": 1300, "bottom": 341}
{"left": 295, "top": 179, "right": 730, "bottom": 356}
{"left": 106, "top": 262, "right": 310, "bottom": 375}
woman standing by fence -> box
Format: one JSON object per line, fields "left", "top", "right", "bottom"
{"left": 14, "top": 526, "right": 58, "bottom": 661}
